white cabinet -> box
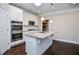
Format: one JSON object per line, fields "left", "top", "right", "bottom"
{"left": 24, "top": 36, "right": 52, "bottom": 55}
{"left": 9, "top": 5, "right": 23, "bottom": 21}
{"left": 23, "top": 11, "right": 39, "bottom": 25}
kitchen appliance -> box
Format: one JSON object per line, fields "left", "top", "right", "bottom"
{"left": 28, "top": 21, "right": 35, "bottom": 26}
{"left": 11, "top": 21, "right": 23, "bottom": 42}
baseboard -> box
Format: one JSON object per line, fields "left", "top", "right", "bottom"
{"left": 53, "top": 38, "right": 79, "bottom": 45}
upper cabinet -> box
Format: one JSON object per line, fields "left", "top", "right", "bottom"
{"left": 9, "top": 5, "right": 23, "bottom": 22}
{"left": 23, "top": 11, "right": 39, "bottom": 26}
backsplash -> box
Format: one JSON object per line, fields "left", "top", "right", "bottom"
{"left": 23, "top": 25, "right": 40, "bottom": 31}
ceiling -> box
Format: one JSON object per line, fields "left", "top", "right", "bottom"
{"left": 11, "top": 3, "right": 79, "bottom": 15}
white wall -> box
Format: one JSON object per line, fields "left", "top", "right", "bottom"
{"left": 43, "top": 11, "right": 79, "bottom": 44}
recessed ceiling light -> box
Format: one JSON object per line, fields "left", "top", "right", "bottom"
{"left": 34, "top": 3, "right": 42, "bottom": 6}
{"left": 51, "top": 3, "right": 55, "bottom": 9}
{"left": 51, "top": 6, "right": 55, "bottom": 9}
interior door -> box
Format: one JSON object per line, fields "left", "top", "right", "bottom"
{"left": 0, "top": 8, "right": 10, "bottom": 55}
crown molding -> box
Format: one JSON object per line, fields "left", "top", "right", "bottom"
{"left": 39, "top": 7, "right": 79, "bottom": 16}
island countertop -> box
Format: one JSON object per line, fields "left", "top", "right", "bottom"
{"left": 24, "top": 31, "right": 55, "bottom": 39}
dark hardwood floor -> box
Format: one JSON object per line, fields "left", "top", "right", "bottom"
{"left": 3, "top": 43, "right": 26, "bottom": 55}
{"left": 4, "top": 40, "right": 79, "bottom": 55}
{"left": 43, "top": 40, "right": 79, "bottom": 55}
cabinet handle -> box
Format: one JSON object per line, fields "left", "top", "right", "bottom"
{"left": 6, "top": 29, "right": 9, "bottom": 31}
{"left": 8, "top": 42, "right": 9, "bottom": 44}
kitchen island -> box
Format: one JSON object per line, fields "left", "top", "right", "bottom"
{"left": 23, "top": 31, "right": 54, "bottom": 55}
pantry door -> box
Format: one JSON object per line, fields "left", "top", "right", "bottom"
{"left": 0, "top": 7, "right": 10, "bottom": 55}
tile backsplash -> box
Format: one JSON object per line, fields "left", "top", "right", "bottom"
{"left": 23, "top": 25, "right": 40, "bottom": 31}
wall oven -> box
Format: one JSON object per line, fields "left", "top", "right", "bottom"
{"left": 12, "top": 25, "right": 22, "bottom": 31}
{"left": 11, "top": 33, "right": 22, "bottom": 42}
{"left": 11, "top": 21, "right": 23, "bottom": 42}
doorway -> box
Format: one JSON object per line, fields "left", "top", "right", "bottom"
{"left": 42, "top": 20, "right": 49, "bottom": 32}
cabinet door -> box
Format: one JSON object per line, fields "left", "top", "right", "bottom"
{"left": 10, "top": 5, "right": 23, "bottom": 21}
{"left": 17, "top": 8, "right": 23, "bottom": 21}
{"left": 0, "top": 8, "right": 10, "bottom": 55}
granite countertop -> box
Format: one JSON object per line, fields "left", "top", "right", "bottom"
{"left": 24, "top": 31, "right": 55, "bottom": 39}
